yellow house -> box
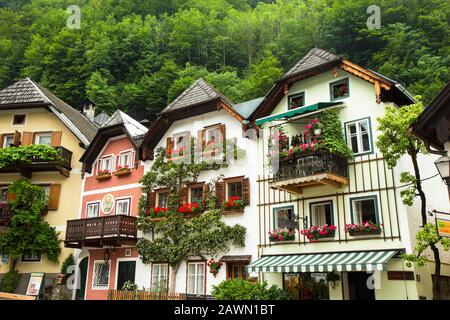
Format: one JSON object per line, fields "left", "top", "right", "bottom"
{"left": 0, "top": 78, "right": 97, "bottom": 292}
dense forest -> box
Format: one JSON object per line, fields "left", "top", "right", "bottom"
{"left": 0, "top": 0, "right": 448, "bottom": 120}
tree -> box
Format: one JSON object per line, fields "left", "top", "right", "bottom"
{"left": 0, "top": 179, "right": 61, "bottom": 271}
{"left": 136, "top": 148, "right": 246, "bottom": 292}
{"left": 376, "top": 98, "right": 449, "bottom": 299}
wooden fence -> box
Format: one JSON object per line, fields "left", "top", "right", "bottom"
{"left": 108, "top": 290, "right": 186, "bottom": 300}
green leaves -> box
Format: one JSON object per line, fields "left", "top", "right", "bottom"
{"left": 316, "top": 109, "right": 353, "bottom": 159}
{"left": 0, "top": 179, "right": 62, "bottom": 266}
{"left": 211, "top": 279, "right": 291, "bottom": 300}
{"left": 0, "top": 144, "right": 61, "bottom": 169}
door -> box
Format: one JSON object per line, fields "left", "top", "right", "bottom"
{"left": 347, "top": 272, "right": 375, "bottom": 300}
{"left": 75, "top": 257, "right": 88, "bottom": 300}
{"left": 117, "top": 260, "right": 136, "bottom": 290}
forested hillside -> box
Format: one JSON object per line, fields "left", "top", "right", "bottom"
{"left": 0, "top": 0, "right": 448, "bottom": 120}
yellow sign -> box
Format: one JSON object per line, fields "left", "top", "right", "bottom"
{"left": 436, "top": 218, "right": 450, "bottom": 238}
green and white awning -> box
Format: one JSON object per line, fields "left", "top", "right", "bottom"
{"left": 255, "top": 102, "right": 342, "bottom": 126}
{"left": 247, "top": 250, "right": 400, "bottom": 273}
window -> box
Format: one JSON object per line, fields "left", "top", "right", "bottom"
{"left": 2, "top": 134, "right": 14, "bottom": 148}
{"left": 35, "top": 132, "right": 52, "bottom": 146}
{"left": 345, "top": 118, "right": 372, "bottom": 154}
{"left": 203, "top": 126, "right": 223, "bottom": 158}
{"left": 351, "top": 196, "right": 378, "bottom": 225}
{"left": 190, "top": 187, "right": 203, "bottom": 204}
{"left": 119, "top": 151, "right": 132, "bottom": 168}
{"left": 115, "top": 198, "right": 131, "bottom": 215}
{"left": 157, "top": 191, "right": 169, "bottom": 208}
{"left": 330, "top": 78, "right": 349, "bottom": 100}
{"left": 12, "top": 114, "right": 26, "bottom": 125}
{"left": 151, "top": 264, "right": 169, "bottom": 292}
{"left": 101, "top": 156, "right": 114, "bottom": 171}
{"left": 0, "top": 187, "right": 8, "bottom": 202}
{"left": 310, "top": 201, "right": 333, "bottom": 226}
{"left": 288, "top": 92, "right": 305, "bottom": 110}
{"left": 228, "top": 264, "right": 248, "bottom": 280}
{"left": 93, "top": 262, "right": 110, "bottom": 288}
{"left": 227, "top": 181, "right": 243, "bottom": 199}
{"left": 22, "top": 253, "right": 41, "bottom": 262}
{"left": 173, "top": 132, "right": 190, "bottom": 158}
{"left": 86, "top": 202, "right": 100, "bottom": 218}
{"left": 273, "top": 206, "right": 297, "bottom": 231}
{"left": 187, "top": 262, "right": 205, "bottom": 295}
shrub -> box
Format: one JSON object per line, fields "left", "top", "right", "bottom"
{"left": 60, "top": 254, "right": 75, "bottom": 274}
{"left": 0, "top": 271, "right": 22, "bottom": 293}
{"left": 121, "top": 280, "right": 138, "bottom": 291}
{"left": 211, "top": 279, "right": 291, "bottom": 300}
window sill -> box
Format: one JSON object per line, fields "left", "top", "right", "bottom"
{"left": 222, "top": 209, "right": 244, "bottom": 216}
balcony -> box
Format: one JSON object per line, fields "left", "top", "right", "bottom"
{"left": 64, "top": 215, "right": 138, "bottom": 249}
{"left": 271, "top": 151, "right": 349, "bottom": 194}
{"left": 0, "top": 146, "right": 73, "bottom": 178}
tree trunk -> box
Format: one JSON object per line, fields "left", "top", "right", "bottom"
{"left": 169, "top": 262, "right": 181, "bottom": 293}
{"left": 430, "top": 243, "right": 441, "bottom": 300}
{"left": 9, "top": 258, "right": 17, "bottom": 272}
{"left": 411, "top": 150, "right": 442, "bottom": 300}
{"left": 410, "top": 151, "right": 427, "bottom": 226}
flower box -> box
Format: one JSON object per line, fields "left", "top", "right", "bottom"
{"left": 222, "top": 196, "right": 245, "bottom": 211}
{"left": 222, "top": 209, "right": 244, "bottom": 216}
{"left": 114, "top": 168, "right": 131, "bottom": 177}
{"left": 268, "top": 228, "right": 296, "bottom": 242}
{"left": 345, "top": 221, "right": 383, "bottom": 236}
{"left": 95, "top": 173, "right": 112, "bottom": 180}
{"left": 301, "top": 224, "right": 337, "bottom": 242}
{"left": 147, "top": 217, "right": 165, "bottom": 223}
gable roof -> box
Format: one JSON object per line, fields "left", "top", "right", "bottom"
{"left": 140, "top": 78, "right": 246, "bottom": 160}
{"left": 93, "top": 111, "right": 110, "bottom": 126}
{"left": 281, "top": 48, "right": 341, "bottom": 80}
{"left": 161, "top": 78, "right": 234, "bottom": 114}
{"left": 0, "top": 78, "right": 97, "bottom": 145}
{"left": 80, "top": 110, "right": 148, "bottom": 172}
{"left": 411, "top": 81, "right": 450, "bottom": 151}
{"left": 248, "top": 48, "right": 416, "bottom": 123}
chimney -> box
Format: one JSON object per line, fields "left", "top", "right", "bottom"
{"left": 83, "top": 98, "right": 96, "bottom": 121}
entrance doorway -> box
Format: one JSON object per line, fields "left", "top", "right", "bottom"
{"left": 75, "top": 257, "right": 88, "bottom": 300}
{"left": 283, "top": 273, "right": 330, "bottom": 300}
{"left": 347, "top": 272, "right": 375, "bottom": 300}
{"left": 116, "top": 260, "right": 136, "bottom": 290}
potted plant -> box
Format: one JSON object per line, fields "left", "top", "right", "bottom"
{"left": 300, "top": 224, "right": 336, "bottom": 242}
{"left": 122, "top": 280, "right": 138, "bottom": 291}
{"left": 207, "top": 258, "right": 222, "bottom": 277}
{"left": 96, "top": 169, "right": 111, "bottom": 180}
{"left": 178, "top": 202, "right": 202, "bottom": 217}
{"left": 222, "top": 196, "right": 245, "bottom": 214}
{"left": 345, "top": 221, "right": 383, "bottom": 236}
{"left": 268, "top": 228, "right": 296, "bottom": 242}
{"left": 114, "top": 165, "right": 131, "bottom": 177}
{"left": 146, "top": 207, "right": 168, "bottom": 222}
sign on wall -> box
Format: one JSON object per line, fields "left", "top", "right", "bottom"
{"left": 26, "top": 272, "right": 45, "bottom": 296}
{"left": 436, "top": 217, "right": 450, "bottom": 238}
{"left": 102, "top": 194, "right": 115, "bottom": 214}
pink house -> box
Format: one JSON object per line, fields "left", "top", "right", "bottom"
{"left": 64, "top": 110, "right": 148, "bottom": 300}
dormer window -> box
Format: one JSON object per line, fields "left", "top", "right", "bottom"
{"left": 288, "top": 92, "right": 305, "bottom": 110}
{"left": 118, "top": 150, "right": 133, "bottom": 168}
{"left": 101, "top": 155, "right": 114, "bottom": 172}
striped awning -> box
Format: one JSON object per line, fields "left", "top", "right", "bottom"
{"left": 246, "top": 250, "right": 400, "bottom": 273}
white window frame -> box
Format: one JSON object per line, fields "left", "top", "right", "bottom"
{"left": 156, "top": 191, "right": 169, "bottom": 208}
{"left": 86, "top": 201, "right": 100, "bottom": 218}
{"left": 310, "top": 201, "right": 334, "bottom": 227}
{"left": 92, "top": 260, "right": 111, "bottom": 290}
{"left": 34, "top": 132, "right": 52, "bottom": 146}
{"left": 21, "top": 253, "right": 42, "bottom": 263}
{"left": 118, "top": 149, "right": 133, "bottom": 168}
{"left": 151, "top": 263, "right": 169, "bottom": 292}
{"left": 351, "top": 196, "right": 379, "bottom": 225}
{"left": 115, "top": 197, "right": 131, "bottom": 216}
{"left": 345, "top": 118, "right": 372, "bottom": 155}
{"left": 2, "top": 134, "right": 14, "bottom": 148}
{"left": 273, "top": 206, "right": 297, "bottom": 232}
{"left": 115, "top": 258, "right": 137, "bottom": 290}
{"left": 100, "top": 154, "right": 114, "bottom": 172}
{"left": 187, "top": 262, "right": 206, "bottom": 295}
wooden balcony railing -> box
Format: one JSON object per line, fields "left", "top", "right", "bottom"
{"left": 64, "top": 215, "right": 138, "bottom": 248}
{"left": 0, "top": 146, "right": 73, "bottom": 178}
{"left": 271, "top": 152, "right": 349, "bottom": 192}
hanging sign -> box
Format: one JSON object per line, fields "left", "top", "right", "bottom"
{"left": 26, "top": 272, "right": 45, "bottom": 296}
{"left": 436, "top": 217, "right": 450, "bottom": 238}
